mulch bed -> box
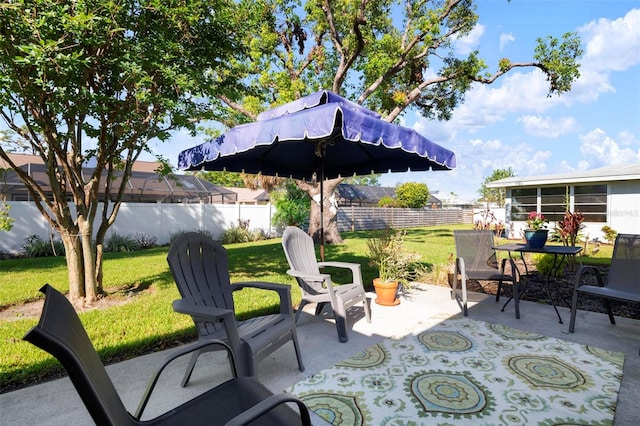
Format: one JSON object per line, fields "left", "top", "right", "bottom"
{"left": 441, "top": 263, "right": 639, "bottom": 320}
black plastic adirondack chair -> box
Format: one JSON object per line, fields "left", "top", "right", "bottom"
{"left": 569, "top": 233, "right": 640, "bottom": 354}
{"left": 167, "top": 232, "right": 304, "bottom": 382}
{"left": 453, "top": 230, "right": 519, "bottom": 317}
{"left": 23, "top": 284, "right": 311, "bottom": 426}
{"left": 281, "top": 226, "right": 371, "bottom": 343}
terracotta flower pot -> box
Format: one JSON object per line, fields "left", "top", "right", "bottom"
{"left": 373, "top": 278, "right": 400, "bottom": 306}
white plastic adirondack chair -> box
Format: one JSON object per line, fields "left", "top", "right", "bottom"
{"left": 281, "top": 226, "right": 371, "bottom": 343}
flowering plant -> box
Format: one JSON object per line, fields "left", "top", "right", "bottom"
{"left": 526, "top": 211, "right": 548, "bottom": 230}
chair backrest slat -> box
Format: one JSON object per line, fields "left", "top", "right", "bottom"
{"left": 607, "top": 234, "right": 640, "bottom": 292}
{"left": 282, "top": 227, "right": 326, "bottom": 294}
{"left": 454, "top": 230, "right": 498, "bottom": 272}
{"left": 167, "top": 233, "right": 235, "bottom": 337}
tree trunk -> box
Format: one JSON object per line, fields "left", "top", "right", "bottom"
{"left": 95, "top": 242, "right": 104, "bottom": 295}
{"left": 298, "top": 177, "right": 343, "bottom": 244}
{"left": 60, "top": 230, "right": 85, "bottom": 302}
{"left": 77, "top": 216, "right": 98, "bottom": 303}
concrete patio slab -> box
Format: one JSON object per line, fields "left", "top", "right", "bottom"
{"left": 1, "top": 283, "right": 638, "bottom": 425}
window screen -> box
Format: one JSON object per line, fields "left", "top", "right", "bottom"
{"left": 511, "top": 188, "right": 537, "bottom": 222}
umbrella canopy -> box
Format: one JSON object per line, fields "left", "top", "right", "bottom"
{"left": 178, "top": 90, "right": 456, "bottom": 177}
{"left": 178, "top": 90, "right": 456, "bottom": 259}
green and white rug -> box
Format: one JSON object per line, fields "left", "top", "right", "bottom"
{"left": 288, "top": 317, "right": 625, "bottom": 425}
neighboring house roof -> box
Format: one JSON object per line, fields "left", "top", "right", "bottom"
{"left": 1, "top": 160, "right": 236, "bottom": 203}
{"left": 336, "top": 184, "right": 396, "bottom": 206}
{"left": 336, "top": 184, "right": 442, "bottom": 207}
{"left": 0, "top": 152, "right": 161, "bottom": 173}
{"left": 227, "top": 187, "right": 270, "bottom": 203}
{"left": 486, "top": 163, "right": 640, "bottom": 188}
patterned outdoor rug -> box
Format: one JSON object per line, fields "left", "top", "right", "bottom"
{"left": 287, "top": 317, "right": 625, "bottom": 425}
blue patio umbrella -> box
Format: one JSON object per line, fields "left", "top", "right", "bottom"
{"left": 178, "top": 90, "right": 456, "bottom": 258}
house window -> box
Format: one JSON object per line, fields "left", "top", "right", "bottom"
{"left": 574, "top": 184, "right": 607, "bottom": 222}
{"left": 510, "top": 188, "right": 537, "bottom": 222}
{"left": 541, "top": 186, "right": 568, "bottom": 222}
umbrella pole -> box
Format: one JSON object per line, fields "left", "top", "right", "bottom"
{"left": 320, "top": 173, "right": 325, "bottom": 262}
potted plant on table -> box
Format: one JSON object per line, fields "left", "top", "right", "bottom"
{"left": 366, "top": 228, "right": 427, "bottom": 306}
{"left": 524, "top": 211, "right": 549, "bottom": 248}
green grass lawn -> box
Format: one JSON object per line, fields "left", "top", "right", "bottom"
{"left": 0, "top": 225, "right": 612, "bottom": 392}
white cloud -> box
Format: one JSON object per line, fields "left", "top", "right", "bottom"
{"left": 454, "top": 24, "right": 485, "bottom": 54}
{"left": 560, "top": 68, "right": 616, "bottom": 104}
{"left": 617, "top": 130, "right": 638, "bottom": 147}
{"left": 579, "top": 128, "right": 640, "bottom": 167}
{"left": 413, "top": 118, "right": 456, "bottom": 145}
{"left": 559, "top": 9, "right": 640, "bottom": 105}
{"left": 579, "top": 9, "right": 640, "bottom": 72}
{"left": 499, "top": 32, "right": 515, "bottom": 50}
{"left": 518, "top": 115, "right": 580, "bottom": 138}
{"left": 451, "top": 69, "right": 557, "bottom": 131}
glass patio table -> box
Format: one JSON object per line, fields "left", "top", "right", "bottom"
{"left": 493, "top": 243, "right": 583, "bottom": 324}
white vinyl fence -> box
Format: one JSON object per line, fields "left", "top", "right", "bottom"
{"left": 2, "top": 201, "right": 492, "bottom": 256}
{"left": 1, "top": 201, "right": 276, "bottom": 255}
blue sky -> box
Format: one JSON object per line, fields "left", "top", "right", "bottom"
{"left": 149, "top": 1, "right": 640, "bottom": 203}
{"left": 386, "top": 0, "right": 640, "bottom": 202}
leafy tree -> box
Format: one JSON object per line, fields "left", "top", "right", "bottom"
{"left": 271, "top": 180, "right": 310, "bottom": 227}
{"left": 241, "top": 173, "right": 284, "bottom": 192}
{"left": 342, "top": 174, "right": 381, "bottom": 186}
{"left": 395, "top": 182, "right": 430, "bottom": 208}
{"left": 196, "top": 171, "right": 245, "bottom": 188}
{"left": 479, "top": 167, "right": 515, "bottom": 206}
{"left": 0, "top": 0, "right": 246, "bottom": 302}
{"left": 217, "top": 0, "right": 582, "bottom": 244}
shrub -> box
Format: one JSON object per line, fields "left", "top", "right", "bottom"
{"left": 132, "top": 232, "right": 157, "bottom": 249}
{"left": 252, "top": 228, "right": 275, "bottom": 241}
{"left": 222, "top": 221, "right": 253, "bottom": 244}
{"left": 601, "top": 226, "right": 617, "bottom": 245}
{"left": 105, "top": 233, "right": 140, "bottom": 252}
{"left": 22, "top": 234, "right": 65, "bottom": 257}
{"left": 395, "top": 182, "right": 430, "bottom": 208}
{"left": 534, "top": 254, "right": 566, "bottom": 277}
{"left": 378, "top": 196, "right": 398, "bottom": 207}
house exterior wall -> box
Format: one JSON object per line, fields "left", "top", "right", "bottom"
{"left": 609, "top": 180, "right": 640, "bottom": 234}
{"left": 504, "top": 179, "right": 639, "bottom": 241}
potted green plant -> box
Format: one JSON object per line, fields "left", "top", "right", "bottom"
{"left": 366, "top": 228, "right": 426, "bottom": 306}
{"left": 524, "top": 211, "right": 549, "bottom": 248}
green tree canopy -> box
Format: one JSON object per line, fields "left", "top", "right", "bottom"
{"left": 0, "top": 0, "right": 247, "bottom": 301}
{"left": 342, "top": 174, "right": 381, "bottom": 187}
{"left": 479, "top": 167, "right": 515, "bottom": 206}
{"left": 215, "top": 0, "right": 582, "bottom": 244}
{"left": 196, "top": 171, "right": 245, "bottom": 188}
{"left": 271, "top": 180, "right": 311, "bottom": 227}
{"left": 395, "top": 182, "right": 430, "bottom": 208}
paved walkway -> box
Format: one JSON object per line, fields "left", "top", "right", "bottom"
{"left": 1, "top": 283, "right": 638, "bottom": 425}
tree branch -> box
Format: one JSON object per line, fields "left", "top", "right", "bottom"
{"left": 220, "top": 95, "right": 258, "bottom": 121}
{"left": 332, "top": 0, "right": 368, "bottom": 92}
